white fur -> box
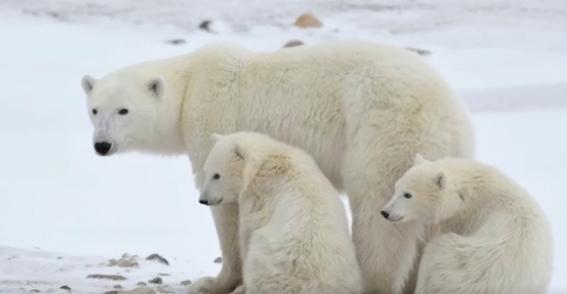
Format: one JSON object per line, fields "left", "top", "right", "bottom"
{"left": 383, "top": 156, "right": 553, "bottom": 294}
{"left": 82, "top": 41, "right": 474, "bottom": 293}
{"left": 199, "top": 132, "right": 362, "bottom": 294}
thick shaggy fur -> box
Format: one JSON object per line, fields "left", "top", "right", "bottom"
{"left": 382, "top": 156, "right": 553, "bottom": 294}
{"left": 82, "top": 41, "right": 474, "bottom": 293}
{"left": 199, "top": 132, "right": 362, "bottom": 294}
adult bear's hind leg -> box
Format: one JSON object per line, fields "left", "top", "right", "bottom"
{"left": 342, "top": 120, "right": 450, "bottom": 294}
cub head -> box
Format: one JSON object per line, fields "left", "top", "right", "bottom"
{"left": 199, "top": 133, "right": 261, "bottom": 206}
{"left": 81, "top": 68, "right": 179, "bottom": 156}
{"left": 381, "top": 154, "right": 463, "bottom": 224}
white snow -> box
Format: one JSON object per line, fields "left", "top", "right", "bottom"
{"left": 0, "top": 1, "right": 565, "bottom": 293}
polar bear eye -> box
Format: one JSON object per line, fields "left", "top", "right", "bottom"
{"left": 404, "top": 193, "right": 413, "bottom": 199}
{"left": 213, "top": 173, "right": 220, "bottom": 180}
{"left": 118, "top": 108, "right": 129, "bottom": 115}
{"left": 92, "top": 108, "right": 98, "bottom": 115}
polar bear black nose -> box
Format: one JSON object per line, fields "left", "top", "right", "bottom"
{"left": 199, "top": 199, "right": 209, "bottom": 205}
{"left": 94, "top": 142, "right": 112, "bottom": 155}
{"left": 381, "top": 210, "right": 390, "bottom": 219}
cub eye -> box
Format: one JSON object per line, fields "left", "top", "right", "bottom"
{"left": 213, "top": 173, "right": 220, "bottom": 180}
{"left": 118, "top": 108, "right": 129, "bottom": 115}
{"left": 92, "top": 108, "right": 98, "bottom": 115}
{"left": 404, "top": 193, "right": 413, "bottom": 199}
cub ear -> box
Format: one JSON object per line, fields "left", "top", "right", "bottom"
{"left": 211, "top": 133, "right": 224, "bottom": 143}
{"left": 147, "top": 77, "right": 165, "bottom": 97}
{"left": 234, "top": 143, "right": 246, "bottom": 160}
{"left": 435, "top": 171, "right": 447, "bottom": 189}
{"left": 81, "top": 75, "right": 96, "bottom": 94}
{"left": 413, "top": 153, "right": 428, "bottom": 166}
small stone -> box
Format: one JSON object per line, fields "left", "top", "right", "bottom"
{"left": 122, "top": 287, "right": 156, "bottom": 294}
{"left": 148, "top": 277, "right": 163, "bottom": 284}
{"left": 165, "top": 39, "right": 186, "bottom": 45}
{"left": 30, "top": 289, "right": 40, "bottom": 293}
{"left": 214, "top": 256, "right": 222, "bottom": 263}
{"left": 87, "top": 274, "right": 126, "bottom": 281}
{"left": 56, "top": 256, "right": 63, "bottom": 260}
{"left": 145, "top": 253, "right": 169, "bottom": 265}
{"left": 294, "top": 13, "right": 322, "bottom": 28}
{"left": 103, "top": 291, "right": 119, "bottom": 294}
{"left": 405, "top": 47, "right": 431, "bottom": 56}
{"left": 136, "top": 281, "right": 146, "bottom": 286}
{"left": 180, "top": 279, "right": 192, "bottom": 286}
{"left": 109, "top": 254, "right": 139, "bottom": 268}
{"left": 199, "top": 20, "right": 213, "bottom": 32}
{"left": 59, "top": 285, "right": 71, "bottom": 291}
{"left": 157, "top": 272, "right": 170, "bottom": 276}
{"left": 283, "top": 40, "right": 304, "bottom": 48}
{"left": 114, "top": 284, "right": 123, "bottom": 289}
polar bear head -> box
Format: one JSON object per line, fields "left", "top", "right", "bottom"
{"left": 199, "top": 132, "right": 269, "bottom": 206}
{"left": 81, "top": 65, "right": 183, "bottom": 156}
{"left": 381, "top": 154, "right": 464, "bottom": 224}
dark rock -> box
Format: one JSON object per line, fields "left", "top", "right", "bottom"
{"left": 145, "top": 253, "right": 169, "bottom": 265}
{"left": 87, "top": 274, "right": 126, "bottom": 281}
{"left": 199, "top": 20, "right": 213, "bottom": 32}
{"left": 180, "top": 279, "right": 192, "bottom": 286}
{"left": 283, "top": 40, "right": 304, "bottom": 48}
{"left": 405, "top": 47, "right": 432, "bottom": 56}
{"left": 148, "top": 277, "right": 163, "bottom": 284}
{"left": 165, "top": 39, "right": 186, "bottom": 45}
{"left": 59, "top": 285, "right": 71, "bottom": 291}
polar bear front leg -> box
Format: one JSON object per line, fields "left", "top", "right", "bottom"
{"left": 188, "top": 204, "right": 242, "bottom": 294}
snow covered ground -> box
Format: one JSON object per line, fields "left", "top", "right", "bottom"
{"left": 0, "top": 1, "right": 566, "bottom": 293}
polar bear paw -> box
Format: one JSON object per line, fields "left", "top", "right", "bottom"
{"left": 186, "top": 276, "right": 239, "bottom": 294}
{"left": 229, "top": 285, "right": 245, "bottom": 294}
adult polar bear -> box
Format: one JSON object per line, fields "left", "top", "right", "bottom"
{"left": 81, "top": 41, "right": 474, "bottom": 293}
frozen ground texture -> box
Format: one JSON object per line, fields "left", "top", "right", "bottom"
{"left": 0, "top": 0, "right": 565, "bottom": 293}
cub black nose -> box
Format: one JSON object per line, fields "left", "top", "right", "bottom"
{"left": 381, "top": 210, "right": 390, "bottom": 219}
{"left": 199, "top": 199, "right": 209, "bottom": 205}
{"left": 94, "top": 142, "right": 112, "bottom": 155}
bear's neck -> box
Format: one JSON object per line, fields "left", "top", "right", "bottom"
{"left": 147, "top": 56, "right": 194, "bottom": 156}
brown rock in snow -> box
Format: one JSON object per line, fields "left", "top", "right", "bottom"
{"left": 294, "top": 13, "right": 322, "bottom": 28}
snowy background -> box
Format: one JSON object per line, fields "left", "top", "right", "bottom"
{"left": 0, "top": 0, "right": 566, "bottom": 293}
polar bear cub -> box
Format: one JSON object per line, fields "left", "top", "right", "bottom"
{"left": 382, "top": 154, "right": 553, "bottom": 294}
{"left": 199, "top": 132, "right": 362, "bottom": 294}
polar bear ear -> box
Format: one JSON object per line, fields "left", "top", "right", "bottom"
{"left": 435, "top": 171, "right": 447, "bottom": 189}
{"left": 81, "top": 75, "right": 96, "bottom": 94}
{"left": 147, "top": 77, "right": 164, "bottom": 98}
{"left": 413, "top": 153, "right": 428, "bottom": 166}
